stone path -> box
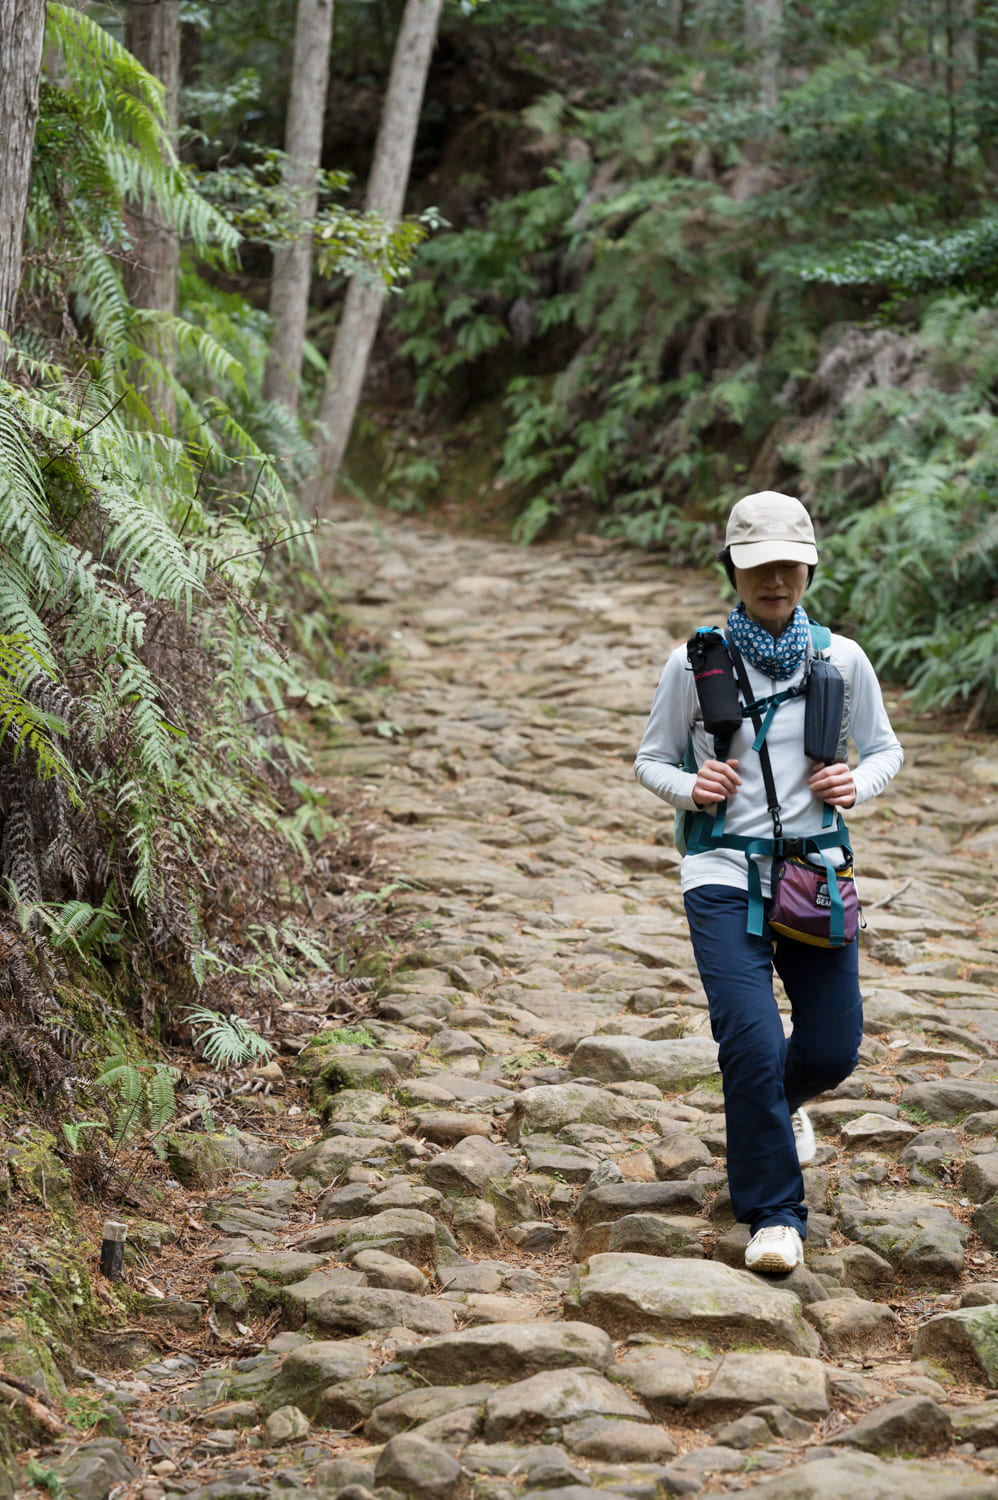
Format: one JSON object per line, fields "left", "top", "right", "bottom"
{"left": 36, "top": 505, "right": 998, "bottom": 1499}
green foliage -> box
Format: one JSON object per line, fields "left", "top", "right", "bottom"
{"left": 0, "top": 2, "right": 364, "bottom": 1101}
{"left": 96, "top": 1054, "right": 180, "bottom": 1153}
{"left": 183, "top": 1005, "right": 275, "bottom": 1068}
{"left": 194, "top": 145, "right": 440, "bottom": 287}
{"left": 775, "top": 56, "right": 980, "bottom": 221}
{"left": 384, "top": 2, "right": 998, "bottom": 716}
{"left": 801, "top": 295, "right": 998, "bottom": 721}
{"left": 61, "top": 1120, "right": 105, "bottom": 1152}
{"left": 0, "top": 636, "right": 74, "bottom": 785}
{"left": 324, "top": 1025, "right": 377, "bottom": 1048}
{"left": 25, "top": 1461, "right": 64, "bottom": 1499}
{"left": 395, "top": 128, "right": 767, "bottom": 541}
{"left": 30, "top": 6, "right": 238, "bottom": 318}
{"left": 796, "top": 216, "right": 998, "bottom": 300}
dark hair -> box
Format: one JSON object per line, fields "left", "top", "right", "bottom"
{"left": 716, "top": 546, "right": 816, "bottom": 589}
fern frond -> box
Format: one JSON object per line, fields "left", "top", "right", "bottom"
{"left": 184, "top": 1004, "right": 274, "bottom": 1068}
{"left": 46, "top": 4, "right": 169, "bottom": 142}
{"left": 147, "top": 1063, "right": 179, "bottom": 1135}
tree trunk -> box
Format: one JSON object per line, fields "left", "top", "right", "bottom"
{"left": 311, "top": 0, "right": 444, "bottom": 512}
{"left": 667, "top": 0, "right": 687, "bottom": 44}
{"left": 957, "top": 0, "right": 978, "bottom": 69}
{"left": 977, "top": 0, "right": 998, "bottom": 167}
{"left": 125, "top": 0, "right": 181, "bottom": 426}
{"left": 744, "top": 0, "right": 781, "bottom": 112}
{"left": 262, "top": 0, "right": 334, "bottom": 415}
{"left": 0, "top": 0, "right": 47, "bottom": 360}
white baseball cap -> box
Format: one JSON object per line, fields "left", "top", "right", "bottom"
{"left": 725, "top": 491, "right": 818, "bottom": 569}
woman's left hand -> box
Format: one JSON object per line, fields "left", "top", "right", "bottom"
{"left": 809, "top": 761, "right": 856, "bottom": 808}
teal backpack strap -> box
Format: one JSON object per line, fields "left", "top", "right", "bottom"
{"left": 674, "top": 737, "right": 700, "bottom": 855}
{"left": 809, "top": 621, "right": 831, "bottom": 652}
{"left": 803, "top": 806, "right": 852, "bottom": 946}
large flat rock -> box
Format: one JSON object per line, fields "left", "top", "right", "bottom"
{"left": 302, "top": 1286, "right": 457, "bottom": 1337}
{"left": 259, "top": 1340, "right": 370, "bottom": 1418}
{"left": 836, "top": 1194, "right": 967, "bottom": 1281}
{"left": 423, "top": 1135, "right": 516, "bottom": 1193}
{"left": 689, "top": 1351, "right": 830, "bottom": 1419}
{"left": 569, "top": 1035, "right": 719, "bottom": 1088}
{"left": 507, "top": 1084, "right": 655, "bottom": 1142}
{"left": 899, "top": 1080, "right": 998, "bottom": 1122}
{"left": 573, "top": 1181, "right": 708, "bottom": 1230}
{"left": 400, "top": 1322, "right": 614, "bottom": 1386}
{"left": 335, "top": 1208, "right": 438, "bottom": 1265}
{"left": 732, "top": 1451, "right": 998, "bottom": 1498}
{"left": 482, "top": 1368, "right": 649, "bottom": 1443}
{"left": 567, "top": 1253, "right": 819, "bottom": 1355}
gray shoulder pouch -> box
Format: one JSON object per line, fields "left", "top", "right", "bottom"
{"left": 804, "top": 657, "right": 846, "bottom": 764}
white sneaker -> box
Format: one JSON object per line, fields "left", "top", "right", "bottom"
{"left": 745, "top": 1225, "right": 804, "bottom": 1274}
{"left": 792, "top": 1107, "right": 816, "bottom": 1166}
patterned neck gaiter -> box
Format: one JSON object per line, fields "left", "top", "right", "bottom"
{"left": 727, "top": 601, "right": 809, "bottom": 681}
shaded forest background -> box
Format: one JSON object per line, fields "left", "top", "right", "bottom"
{"left": 187, "top": 0, "right": 998, "bottom": 723}
{"left": 0, "top": 0, "right": 997, "bottom": 1127}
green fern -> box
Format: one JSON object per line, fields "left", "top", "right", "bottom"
{"left": 0, "top": 0, "right": 359, "bottom": 1102}
{"left": 97, "top": 1053, "right": 181, "bottom": 1148}
{"left": 183, "top": 1005, "right": 274, "bottom": 1068}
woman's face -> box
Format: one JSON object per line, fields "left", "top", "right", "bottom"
{"left": 734, "top": 559, "right": 809, "bottom": 638}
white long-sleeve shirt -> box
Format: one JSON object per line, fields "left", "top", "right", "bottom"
{"left": 634, "top": 633, "right": 904, "bottom": 897}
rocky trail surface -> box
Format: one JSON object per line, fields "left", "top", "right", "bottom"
{"left": 28, "top": 504, "right": 998, "bottom": 1500}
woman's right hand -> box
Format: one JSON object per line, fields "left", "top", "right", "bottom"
{"left": 692, "top": 758, "right": 742, "bottom": 808}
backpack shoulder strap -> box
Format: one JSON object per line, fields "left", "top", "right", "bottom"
{"left": 807, "top": 620, "right": 853, "bottom": 759}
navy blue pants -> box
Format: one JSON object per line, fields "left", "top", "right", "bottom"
{"left": 684, "top": 885, "right": 863, "bottom": 1238}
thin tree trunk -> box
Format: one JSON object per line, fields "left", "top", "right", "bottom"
{"left": 957, "top": 0, "right": 978, "bottom": 69}
{"left": 311, "top": 0, "right": 444, "bottom": 512}
{"left": 125, "top": 0, "right": 181, "bottom": 426}
{"left": 0, "top": 0, "right": 47, "bottom": 361}
{"left": 976, "top": 0, "right": 998, "bottom": 166}
{"left": 263, "top": 0, "right": 334, "bottom": 415}
{"left": 745, "top": 0, "right": 781, "bottom": 112}
{"left": 666, "top": 0, "right": 686, "bottom": 44}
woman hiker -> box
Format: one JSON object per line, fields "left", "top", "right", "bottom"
{"left": 634, "top": 492, "right": 903, "bottom": 1274}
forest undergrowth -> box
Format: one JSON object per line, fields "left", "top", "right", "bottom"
{"left": 0, "top": 4, "right": 417, "bottom": 1198}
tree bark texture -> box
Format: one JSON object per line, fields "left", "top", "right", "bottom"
{"left": 125, "top": 0, "right": 181, "bottom": 425}
{"left": 0, "top": 0, "right": 47, "bottom": 355}
{"left": 312, "top": 0, "right": 444, "bottom": 511}
{"left": 744, "top": 0, "right": 781, "bottom": 112}
{"left": 957, "top": 0, "right": 978, "bottom": 70}
{"left": 263, "top": 0, "right": 334, "bottom": 415}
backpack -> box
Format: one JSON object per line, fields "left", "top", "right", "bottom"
{"left": 674, "top": 623, "right": 852, "bottom": 916}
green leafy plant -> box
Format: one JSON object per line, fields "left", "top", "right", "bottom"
{"left": 95, "top": 1055, "right": 181, "bottom": 1154}
{"left": 797, "top": 294, "right": 998, "bottom": 723}
{"left": 183, "top": 1005, "right": 275, "bottom": 1068}
{"left": 323, "top": 1025, "right": 377, "bottom": 1048}
{"left": 0, "top": 8, "right": 371, "bottom": 1098}
{"left": 61, "top": 1120, "right": 105, "bottom": 1152}
{"left": 25, "top": 1460, "right": 64, "bottom": 1498}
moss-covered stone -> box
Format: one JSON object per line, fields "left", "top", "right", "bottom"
{"left": 0, "top": 1317, "right": 66, "bottom": 1402}
{"left": 164, "top": 1131, "right": 233, "bottom": 1188}
{"left": 913, "top": 1305, "right": 998, "bottom": 1384}
{"left": 124, "top": 1218, "right": 179, "bottom": 1254}
{"left": 320, "top": 1087, "right": 403, "bottom": 1128}
{"left": 1, "top": 1129, "right": 73, "bottom": 1211}
{"left": 309, "top": 1050, "right": 416, "bottom": 1111}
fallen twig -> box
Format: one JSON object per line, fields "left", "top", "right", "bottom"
{"left": 866, "top": 878, "right": 912, "bottom": 910}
